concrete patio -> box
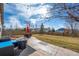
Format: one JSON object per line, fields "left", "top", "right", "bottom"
{"left": 17, "top": 37, "right": 79, "bottom": 56}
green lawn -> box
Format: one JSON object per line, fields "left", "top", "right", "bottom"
{"left": 33, "top": 34, "right": 79, "bottom": 53}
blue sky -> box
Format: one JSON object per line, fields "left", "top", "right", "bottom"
{"left": 4, "top": 3, "right": 78, "bottom": 30}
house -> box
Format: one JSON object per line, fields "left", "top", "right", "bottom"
{"left": 31, "top": 27, "right": 51, "bottom": 33}
{"left": 0, "top": 4, "right": 3, "bottom": 38}
{"left": 56, "top": 28, "right": 65, "bottom": 33}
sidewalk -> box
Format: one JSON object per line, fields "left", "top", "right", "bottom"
{"left": 27, "top": 37, "right": 79, "bottom": 56}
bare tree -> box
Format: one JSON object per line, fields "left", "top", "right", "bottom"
{"left": 63, "top": 4, "right": 79, "bottom": 36}
{"left": 63, "top": 3, "right": 79, "bottom": 22}
{"left": 64, "top": 19, "right": 78, "bottom": 35}
{"left": 46, "top": 3, "right": 79, "bottom": 36}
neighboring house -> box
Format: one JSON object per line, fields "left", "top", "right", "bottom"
{"left": 56, "top": 28, "right": 72, "bottom": 34}
{"left": 31, "top": 28, "right": 51, "bottom": 32}
{"left": 56, "top": 28, "right": 65, "bottom": 33}
{"left": 31, "top": 28, "right": 40, "bottom": 32}
{"left": 64, "top": 29, "right": 71, "bottom": 34}
{"left": 44, "top": 28, "right": 50, "bottom": 32}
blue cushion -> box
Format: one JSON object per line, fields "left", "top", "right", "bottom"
{"left": 0, "top": 41, "right": 13, "bottom": 48}
{"left": 11, "top": 40, "right": 17, "bottom": 43}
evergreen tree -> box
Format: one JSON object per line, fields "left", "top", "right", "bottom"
{"left": 40, "top": 23, "right": 44, "bottom": 33}
{"left": 52, "top": 27, "right": 55, "bottom": 32}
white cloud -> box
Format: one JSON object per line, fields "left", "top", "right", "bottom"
{"left": 15, "top": 4, "right": 39, "bottom": 19}
{"left": 4, "top": 3, "right": 53, "bottom": 29}
{"left": 15, "top": 3, "right": 51, "bottom": 21}
{"left": 9, "top": 16, "right": 23, "bottom": 29}
{"left": 38, "top": 7, "right": 48, "bottom": 18}
{"left": 30, "top": 19, "right": 37, "bottom": 24}
{"left": 38, "top": 7, "right": 47, "bottom": 14}
{"left": 4, "top": 23, "right": 11, "bottom": 29}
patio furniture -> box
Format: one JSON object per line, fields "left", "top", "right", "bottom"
{"left": 0, "top": 40, "right": 14, "bottom": 56}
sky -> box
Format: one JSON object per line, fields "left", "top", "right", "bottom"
{"left": 4, "top": 3, "right": 78, "bottom": 30}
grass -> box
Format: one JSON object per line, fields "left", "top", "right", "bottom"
{"left": 33, "top": 34, "right": 79, "bottom": 53}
